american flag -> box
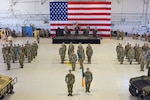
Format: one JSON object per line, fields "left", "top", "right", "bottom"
{"left": 50, "top": 2, "right": 111, "bottom": 37}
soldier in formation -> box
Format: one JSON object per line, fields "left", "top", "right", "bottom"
{"left": 18, "top": 50, "right": 25, "bottom": 68}
{"left": 60, "top": 43, "right": 93, "bottom": 70}
{"left": 84, "top": 68, "right": 93, "bottom": 93}
{"left": 5, "top": 51, "right": 11, "bottom": 70}
{"left": 70, "top": 51, "right": 77, "bottom": 71}
{"left": 68, "top": 42, "right": 74, "bottom": 63}
{"left": 65, "top": 70, "right": 75, "bottom": 96}
{"left": 118, "top": 45, "right": 124, "bottom": 64}
{"left": 115, "top": 43, "right": 150, "bottom": 71}
{"left": 116, "top": 43, "right": 121, "bottom": 60}
{"left": 59, "top": 44, "right": 66, "bottom": 64}
{"left": 86, "top": 44, "right": 93, "bottom": 64}
{"left": 139, "top": 53, "right": 146, "bottom": 71}
{"left": 1, "top": 41, "right": 38, "bottom": 70}
{"left": 77, "top": 43, "right": 85, "bottom": 69}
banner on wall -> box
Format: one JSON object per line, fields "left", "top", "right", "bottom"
{"left": 49, "top": 1, "right": 111, "bottom": 37}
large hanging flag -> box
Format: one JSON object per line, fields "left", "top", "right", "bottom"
{"left": 50, "top": 1, "right": 111, "bottom": 37}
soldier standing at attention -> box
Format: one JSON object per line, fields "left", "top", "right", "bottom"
{"left": 59, "top": 45, "right": 65, "bottom": 64}
{"left": 5, "top": 51, "right": 11, "bottom": 70}
{"left": 116, "top": 43, "right": 121, "bottom": 60}
{"left": 139, "top": 53, "right": 145, "bottom": 71}
{"left": 77, "top": 46, "right": 85, "bottom": 69}
{"left": 62, "top": 42, "right": 67, "bottom": 59}
{"left": 118, "top": 45, "right": 124, "bottom": 64}
{"left": 125, "top": 43, "right": 130, "bottom": 59}
{"left": 18, "top": 51, "right": 25, "bottom": 68}
{"left": 2, "top": 44, "right": 6, "bottom": 63}
{"left": 86, "top": 44, "right": 93, "bottom": 64}
{"left": 84, "top": 68, "right": 93, "bottom": 93}
{"left": 70, "top": 51, "right": 77, "bottom": 71}
{"left": 68, "top": 42, "right": 74, "bottom": 63}
{"left": 65, "top": 70, "right": 75, "bottom": 96}
{"left": 128, "top": 47, "right": 135, "bottom": 64}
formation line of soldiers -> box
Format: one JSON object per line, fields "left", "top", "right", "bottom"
{"left": 59, "top": 42, "right": 93, "bottom": 71}
{"left": 65, "top": 68, "right": 93, "bottom": 96}
{"left": 116, "top": 43, "right": 150, "bottom": 71}
{"left": 2, "top": 41, "right": 38, "bottom": 70}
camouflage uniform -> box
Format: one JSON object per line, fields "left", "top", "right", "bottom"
{"left": 136, "top": 47, "right": 143, "bottom": 64}
{"left": 62, "top": 43, "right": 67, "bottom": 59}
{"left": 68, "top": 43, "right": 74, "bottom": 63}
{"left": 116, "top": 43, "right": 121, "bottom": 60}
{"left": 70, "top": 52, "right": 77, "bottom": 71}
{"left": 125, "top": 43, "right": 130, "bottom": 59}
{"left": 13, "top": 44, "right": 18, "bottom": 61}
{"left": 118, "top": 46, "right": 124, "bottom": 64}
{"left": 139, "top": 53, "right": 145, "bottom": 71}
{"left": 65, "top": 70, "right": 75, "bottom": 96}
{"left": 128, "top": 47, "right": 135, "bottom": 64}
{"left": 77, "top": 46, "right": 85, "bottom": 69}
{"left": 146, "top": 51, "right": 150, "bottom": 68}
{"left": 5, "top": 52, "right": 11, "bottom": 70}
{"left": 133, "top": 44, "right": 138, "bottom": 60}
{"left": 84, "top": 68, "right": 93, "bottom": 93}
{"left": 27, "top": 44, "right": 32, "bottom": 63}
{"left": 10, "top": 45, "right": 15, "bottom": 63}
{"left": 59, "top": 46, "right": 65, "bottom": 64}
{"left": 142, "top": 44, "right": 147, "bottom": 54}
{"left": 18, "top": 51, "right": 25, "bottom": 68}
{"left": 86, "top": 44, "right": 93, "bottom": 64}
{"left": 2, "top": 45, "right": 6, "bottom": 63}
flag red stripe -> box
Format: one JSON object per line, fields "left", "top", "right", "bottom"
{"left": 68, "top": 8, "right": 111, "bottom": 10}
{"left": 68, "top": 13, "right": 111, "bottom": 16}
{"left": 68, "top": 18, "right": 110, "bottom": 21}
{"left": 51, "top": 29, "right": 110, "bottom": 31}
{"left": 50, "top": 24, "right": 111, "bottom": 26}
{"left": 68, "top": 2, "right": 111, "bottom": 5}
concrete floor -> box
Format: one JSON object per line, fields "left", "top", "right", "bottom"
{"left": 0, "top": 37, "right": 148, "bottom": 100}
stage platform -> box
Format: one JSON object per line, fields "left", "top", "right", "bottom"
{"left": 52, "top": 35, "right": 100, "bottom": 44}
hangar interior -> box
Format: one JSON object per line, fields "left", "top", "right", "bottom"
{"left": 0, "top": 0, "right": 150, "bottom": 100}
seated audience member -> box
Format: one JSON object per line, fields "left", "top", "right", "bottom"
{"left": 64, "top": 26, "right": 70, "bottom": 36}
{"left": 93, "top": 27, "right": 98, "bottom": 37}
{"left": 83, "top": 26, "right": 90, "bottom": 36}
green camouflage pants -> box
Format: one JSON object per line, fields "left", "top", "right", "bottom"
{"left": 85, "top": 82, "right": 91, "bottom": 92}
{"left": 72, "top": 62, "right": 76, "bottom": 71}
{"left": 67, "top": 84, "right": 73, "bottom": 94}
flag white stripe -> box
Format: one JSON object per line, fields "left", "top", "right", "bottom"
{"left": 68, "top": 10, "right": 111, "bottom": 13}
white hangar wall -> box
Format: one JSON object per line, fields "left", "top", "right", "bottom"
{"left": 0, "top": 0, "right": 149, "bottom": 34}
